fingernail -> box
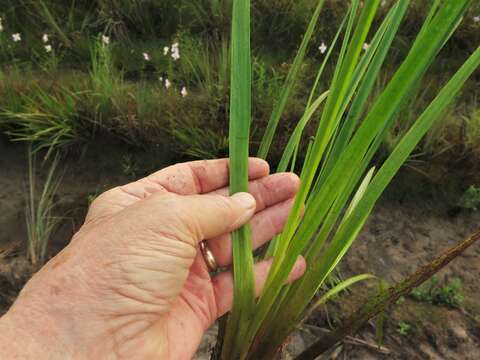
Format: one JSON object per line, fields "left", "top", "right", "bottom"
{"left": 232, "top": 192, "right": 256, "bottom": 210}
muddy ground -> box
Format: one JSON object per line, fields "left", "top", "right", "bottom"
{"left": 1, "top": 136, "right": 479, "bottom": 359}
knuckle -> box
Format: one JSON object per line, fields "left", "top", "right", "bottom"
{"left": 216, "top": 195, "right": 238, "bottom": 218}
{"left": 151, "top": 192, "right": 182, "bottom": 213}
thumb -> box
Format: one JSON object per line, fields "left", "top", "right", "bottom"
{"left": 135, "top": 191, "right": 257, "bottom": 244}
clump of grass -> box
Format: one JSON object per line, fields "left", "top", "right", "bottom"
{"left": 397, "top": 321, "right": 412, "bottom": 336}
{"left": 170, "top": 121, "right": 229, "bottom": 159}
{"left": 26, "top": 148, "right": 62, "bottom": 266}
{"left": 120, "top": 153, "right": 139, "bottom": 178}
{"left": 1, "top": 84, "right": 84, "bottom": 158}
{"left": 176, "top": 35, "right": 230, "bottom": 97}
{"left": 89, "top": 36, "right": 124, "bottom": 117}
{"left": 459, "top": 185, "right": 480, "bottom": 210}
{"left": 220, "top": 0, "right": 480, "bottom": 358}
{"left": 410, "top": 276, "right": 464, "bottom": 309}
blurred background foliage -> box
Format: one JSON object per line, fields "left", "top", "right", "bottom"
{"left": 0, "top": 0, "right": 479, "bottom": 171}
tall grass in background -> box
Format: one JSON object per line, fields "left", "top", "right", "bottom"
{"left": 222, "top": 0, "right": 480, "bottom": 359}
{"left": 89, "top": 36, "right": 124, "bottom": 121}
{"left": 26, "top": 147, "right": 62, "bottom": 265}
{"left": 1, "top": 85, "right": 83, "bottom": 158}
{"left": 1, "top": 0, "right": 478, "bottom": 163}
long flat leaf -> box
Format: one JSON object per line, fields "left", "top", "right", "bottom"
{"left": 221, "top": 0, "right": 255, "bottom": 358}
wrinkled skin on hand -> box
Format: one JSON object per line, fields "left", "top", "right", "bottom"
{"left": 1, "top": 158, "right": 305, "bottom": 359}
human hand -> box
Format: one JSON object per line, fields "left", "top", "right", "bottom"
{"left": 0, "top": 158, "right": 305, "bottom": 359}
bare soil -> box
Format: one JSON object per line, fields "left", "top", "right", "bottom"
{"left": 1, "top": 136, "right": 479, "bottom": 359}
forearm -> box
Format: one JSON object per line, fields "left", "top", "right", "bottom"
{"left": 0, "top": 260, "right": 89, "bottom": 360}
{"left": 0, "top": 304, "right": 72, "bottom": 359}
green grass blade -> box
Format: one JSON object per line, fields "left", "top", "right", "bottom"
{"left": 248, "top": 0, "right": 382, "bottom": 349}
{"left": 33, "top": 0, "right": 72, "bottom": 48}
{"left": 276, "top": 90, "right": 329, "bottom": 172}
{"left": 344, "top": 167, "right": 376, "bottom": 218}
{"left": 306, "top": 11, "right": 350, "bottom": 108}
{"left": 246, "top": 2, "right": 471, "bottom": 356}
{"left": 296, "top": 0, "right": 469, "bottom": 264}
{"left": 314, "top": 0, "right": 409, "bottom": 195}
{"left": 274, "top": 43, "right": 479, "bottom": 353}
{"left": 257, "top": 0, "right": 327, "bottom": 160}
{"left": 302, "top": 274, "right": 376, "bottom": 322}
{"left": 260, "top": 0, "right": 380, "bottom": 300}
{"left": 268, "top": 0, "right": 378, "bottom": 276}
{"left": 312, "top": 45, "right": 480, "bottom": 300}
{"left": 221, "top": 0, "right": 255, "bottom": 358}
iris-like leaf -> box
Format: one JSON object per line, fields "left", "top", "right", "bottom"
{"left": 220, "top": 1, "right": 477, "bottom": 359}
{"left": 221, "top": 0, "right": 255, "bottom": 358}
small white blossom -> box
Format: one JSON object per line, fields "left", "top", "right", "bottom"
{"left": 143, "top": 52, "right": 150, "bottom": 61}
{"left": 42, "top": 33, "right": 49, "bottom": 43}
{"left": 12, "top": 33, "right": 21, "bottom": 42}
{"left": 171, "top": 42, "right": 180, "bottom": 61}
{"left": 159, "top": 76, "right": 164, "bottom": 82}
{"left": 165, "top": 78, "right": 171, "bottom": 89}
{"left": 102, "top": 35, "right": 110, "bottom": 45}
{"left": 474, "top": 16, "right": 480, "bottom": 23}
{"left": 319, "top": 42, "right": 327, "bottom": 54}
{"left": 163, "top": 46, "right": 169, "bottom": 55}
{"left": 171, "top": 50, "right": 180, "bottom": 61}
{"left": 362, "top": 42, "right": 370, "bottom": 51}
{"left": 0, "top": 18, "right": 3, "bottom": 33}
{"left": 45, "top": 44, "right": 52, "bottom": 53}
{"left": 181, "top": 87, "right": 188, "bottom": 97}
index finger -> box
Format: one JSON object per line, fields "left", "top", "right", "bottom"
{"left": 89, "top": 158, "right": 269, "bottom": 221}
{"left": 144, "top": 157, "right": 270, "bottom": 195}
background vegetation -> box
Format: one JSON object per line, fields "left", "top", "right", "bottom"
{"left": 0, "top": 0, "right": 479, "bottom": 171}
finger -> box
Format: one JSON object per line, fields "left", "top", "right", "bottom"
{"left": 207, "top": 198, "right": 294, "bottom": 267}
{"left": 125, "top": 192, "right": 257, "bottom": 246}
{"left": 212, "top": 257, "right": 306, "bottom": 318}
{"left": 87, "top": 158, "right": 269, "bottom": 223}
{"left": 212, "top": 173, "right": 300, "bottom": 213}
{"left": 122, "top": 158, "right": 269, "bottom": 198}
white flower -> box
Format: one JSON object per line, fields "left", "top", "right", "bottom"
{"left": 362, "top": 42, "right": 370, "bottom": 51}
{"left": 181, "top": 87, "right": 188, "bottom": 97}
{"left": 102, "top": 35, "right": 110, "bottom": 45}
{"left": 42, "top": 33, "right": 49, "bottom": 43}
{"left": 0, "top": 18, "right": 3, "bottom": 33}
{"left": 171, "top": 42, "right": 180, "bottom": 61}
{"left": 159, "top": 76, "right": 164, "bottom": 82}
{"left": 163, "top": 46, "right": 169, "bottom": 55}
{"left": 319, "top": 42, "right": 327, "bottom": 54}
{"left": 171, "top": 50, "right": 180, "bottom": 61}
{"left": 12, "top": 33, "right": 21, "bottom": 42}
{"left": 474, "top": 16, "right": 480, "bottom": 23}
{"left": 45, "top": 44, "right": 52, "bottom": 53}
{"left": 165, "top": 78, "right": 171, "bottom": 89}
{"left": 143, "top": 52, "right": 150, "bottom": 61}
